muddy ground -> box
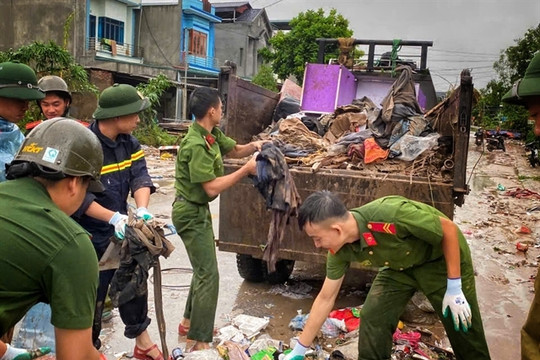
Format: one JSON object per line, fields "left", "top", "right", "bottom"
{"left": 96, "top": 136, "right": 540, "bottom": 360}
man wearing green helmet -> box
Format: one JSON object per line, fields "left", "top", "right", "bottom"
{"left": 72, "top": 83, "right": 162, "bottom": 360}
{"left": 0, "top": 118, "right": 105, "bottom": 360}
{"left": 502, "top": 51, "right": 540, "bottom": 360}
{"left": 0, "top": 61, "right": 44, "bottom": 182}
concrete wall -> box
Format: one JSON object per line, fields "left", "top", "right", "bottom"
{"left": 0, "top": 0, "right": 87, "bottom": 60}
{"left": 138, "top": 5, "right": 182, "bottom": 67}
{"left": 214, "top": 21, "right": 268, "bottom": 79}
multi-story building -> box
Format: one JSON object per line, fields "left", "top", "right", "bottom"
{"left": 0, "top": 0, "right": 230, "bottom": 120}
{"left": 213, "top": 1, "right": 272, "bottom": 79}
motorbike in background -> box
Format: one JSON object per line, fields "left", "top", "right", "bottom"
{"left": 474, "top": 128, "right": 484, "bottom": 147}
{"left": 486, "top": 133, "right": 506, "bottom": 152}
{"left": 525, "top": 141, "right": 540, "bottom": 167}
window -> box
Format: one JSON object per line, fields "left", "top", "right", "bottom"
{"left": 89, "top": 15, "right": 96, "bottom": 39}
{"left": 98, "top": 17, "right": 124, "bottom": 45}
{"left": 189, "top": 29, "right": 207, "bottom": 57}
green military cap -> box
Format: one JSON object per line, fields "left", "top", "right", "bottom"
{"left": 502, "top": 52, "right": 540, "bottom": 105}
{"left": 93, "top": 83, "right": 150, "bottom": 120}
{"left": 0, "top": 61, "right": 45, "bottom": 100}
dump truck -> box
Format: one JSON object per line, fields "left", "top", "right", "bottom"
{"left": 217, "top": 39, "right": 474, "bottom": 283}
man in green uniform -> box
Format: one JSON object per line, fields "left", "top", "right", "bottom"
{"left": 502, "top": 51, "right": 540, "bottom": 360}
{"left": 0, "top": 118, "right": 105, "bottom": 360}
{"left": 172, "top": 86, "right": 265, "bottom": 351}
{"left": 282, "top": 191, "right": 490, "bottom": 360}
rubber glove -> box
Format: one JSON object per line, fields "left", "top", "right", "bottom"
{"left": 4, "top": 345, "right": 51, "bottom": 360}
{"left": 108, "top": 212, "right": 128, "bottom": 240}
{"left": 278, "top": 341, "right": 308, "bottom": 360}
{"left": 136, "top": 207, "right": 154, "bottom": 221}
{"left": 442, "top": 277, "right": 472, "bottom": 332}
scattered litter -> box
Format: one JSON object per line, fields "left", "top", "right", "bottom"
{"left": 504, "top": 188, "right": 540, "bottom": 200}
{"left": 232, "top": 314, "right": 270, "bottom": 338}
{"left": 497, "top": 184, "right": 506, "bottom": 191}
{"left": 183, "top": 349, "right": 221, "bottom": 360}
{"left": 216, "top": 324, "right": 246, "bottom": 343}
{"left": 516, "top": 242, "right": 529, "bottom": 253}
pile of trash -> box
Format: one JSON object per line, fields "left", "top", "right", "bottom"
{"left": 177, "top": 307, "right": 456, "bottom": 360}
{"left": 253, "top": 67, "right": 455, "bottom": 181}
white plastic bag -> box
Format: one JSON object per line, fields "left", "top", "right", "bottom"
{"left": 396, "top": 133, "right": 440, "bottom": 161}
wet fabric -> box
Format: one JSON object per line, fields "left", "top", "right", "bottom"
{"left": 363, "top": 138, "right": 389, "bottom": 164}
{"left": 276, "top": 117, "right": 325, "bottom": 153}
{"left": 0, "top": 118, "right": 24, "bottom": 182}
{"left": 369, "top": 66, "right": 424, "bottom": 148}
{"left": 323, "top": 111, "right": 367, "bottom": 144}
{"left": 252, "top": 143, "right": 301, "bottom": 272}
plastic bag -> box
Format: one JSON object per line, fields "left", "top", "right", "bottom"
{"left": 396, "top": 133, "right": 440, "bottom": 162}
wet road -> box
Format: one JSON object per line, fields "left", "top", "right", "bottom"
{"left": 99, "top": 138, "right": 539, "bottom": 359}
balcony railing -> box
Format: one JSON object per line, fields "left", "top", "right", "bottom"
{"left": 87, "top": 37, "right": 144, "bottom": 59}
{"left": 181, "top": 51, "right": 219, "bottom": 70}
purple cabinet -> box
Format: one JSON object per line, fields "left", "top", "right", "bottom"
{"left": 300, "top": 64, "right": 357, "bottom": 113}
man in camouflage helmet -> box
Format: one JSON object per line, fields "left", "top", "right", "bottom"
{"left": 502, "top": 51, "right": 540, "bottom": 360}
{"left": 0, "top": 118, "right": 105, "bottom": 360}
{"left": 25, "top": 75, "right": 90, "bottom": 130}
{"left": 72, "top": 83, "right": 162, "bottom": 359}
{"left": 0, "top": 61, "right": 44, "bottom": 182}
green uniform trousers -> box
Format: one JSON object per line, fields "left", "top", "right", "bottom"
{"left": 522, "top": 265, "right": 540, "bottom": 359}
{"left": 172, "top": 199, "right": 218, "bottom": 343}
{"left": 358, "top": 257, "right": 491, "bottom": 360}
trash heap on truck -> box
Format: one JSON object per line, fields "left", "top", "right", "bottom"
{"left": 217, "top": 39, "right": 475, "bottom": 284}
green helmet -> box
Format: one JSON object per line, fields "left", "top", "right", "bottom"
{"left": 11, "top": 117, "right": 104, "bottom": 192}
{"left": 38, "top": 75, "right": 72, "bottom": 102}
{"left": 0, "top": 61, "right": 45, "bottom": 100}
{"left": 93, "top": 83, "right": 150, "bottom": 120}
{"left": 502, "top": 52, "right": 540, "bottom": 105}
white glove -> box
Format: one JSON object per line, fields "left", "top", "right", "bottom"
{"left": 279, "top": 341, "right": 308, "bottom": 360}
{"left": 108, "top": 212, "right": 128, "bottom": 240}
{"left": 442, "top": 277, "right": 472, "bottom": 332}
{"left": 136, "top": 207, "right": 154, "bottom": 221}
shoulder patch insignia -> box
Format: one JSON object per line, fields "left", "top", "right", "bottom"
{"left": 367, "top": 222, "right": 396, "bottom": 234}
{"left": 362, "top": 232, "right": 378, "bottom": 247}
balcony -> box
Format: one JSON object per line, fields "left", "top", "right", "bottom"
{"left": 87, "top": 37, "right": 144, "bottom": 65}
{"left": 181, "top": 51, "right": 220, "bottom": 74}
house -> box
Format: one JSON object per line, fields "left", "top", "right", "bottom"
{"left": 0, "top": 0, "right": 225, "bottom": 120}
{"left": 213, "top": 1, "right": 272, "bottom": 79}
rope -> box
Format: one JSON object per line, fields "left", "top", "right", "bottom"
{"left": 391, "top": 39, "right": 402, "bottom": 77}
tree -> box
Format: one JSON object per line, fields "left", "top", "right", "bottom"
{"left": 133, "top": 74, "right": 177, "bottom": 146}
{"left": 252, "top": 64, "right": 278, "bottom": 92}
{"left": 474, "top": 24, "right": 540, "bottom": 139}
{"left": 260, "top": 8, "right": 353, "bottom": 84}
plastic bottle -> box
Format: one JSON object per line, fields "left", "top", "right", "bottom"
{"left": 171, "top": 347, "right": 184, "bottom": 359}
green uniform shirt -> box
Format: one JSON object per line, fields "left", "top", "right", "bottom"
{"left": 174, "top": 121, "right": 236, "bottom": 204}
{"left": 326, "top": 196, "right": 470, "bottom": 280}
{"left": 0, "top": 178, "right": 98, "bottom": 333}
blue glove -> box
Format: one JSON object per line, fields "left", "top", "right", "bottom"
{"left": 279, "top": 341, "right": 308, "bottom": 360}
{"left": 108, "top": 212, "right": 128, "bottom": 240}
{"left": 136, "top": 207, "right": 154, "bottom": 221}
{"left": 442, "top": 278, "right": 472, "bottom": 332}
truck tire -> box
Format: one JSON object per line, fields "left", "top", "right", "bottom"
{"left": 265, "top": 259, "right": 295, "bottom": 284}
{"left": 236, "top": 254, "right": 265, "bottom": 282}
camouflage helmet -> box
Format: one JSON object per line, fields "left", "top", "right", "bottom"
{"left": 502, "top": 52, "right": 540, "bottom": 105}
{"left": 38, "top": 75, "right": 72, "bottom": 102}
{"left": 11, "top": 117, "right": 104, "bottom": 192}
{"left": 93, "top": 83, "right": 150, "bottom": 120}
{"left": 0, "top": 61, "right": 45, "bottom": 100}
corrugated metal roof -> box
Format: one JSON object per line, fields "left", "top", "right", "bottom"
{"left": 212, "top": 1, "right": 250, "bottom": 9}
{"left": 236, "top": 8, "right": 262, "bottom": 22}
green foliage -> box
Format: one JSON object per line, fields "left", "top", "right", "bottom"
{"left": 260, "top": 8, "right": 353, "bottom": 83}
{"left": 252, "top": 64, "right": 278, "bottom": 92}
{"left": 473, "top": 24, "right": 540, "bottom": 138}
{"left": 133, "top": 74, "right": 178, "bottom": 146}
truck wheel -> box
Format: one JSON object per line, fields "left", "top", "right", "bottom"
{"left": 264, "top": 259, "right": 295, "bottom": 284}
{"left": 236, "top": 254, "right": 265, "bottom": 282}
